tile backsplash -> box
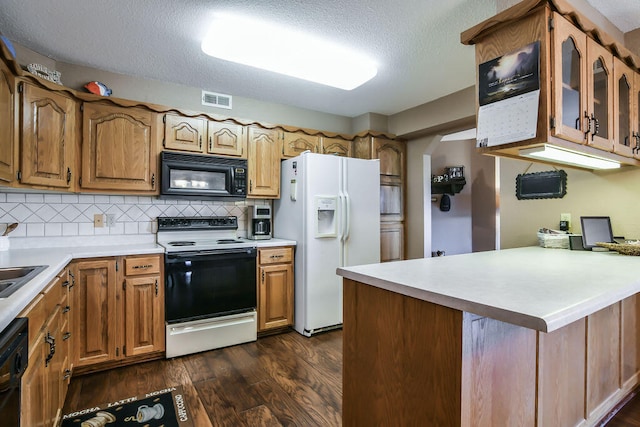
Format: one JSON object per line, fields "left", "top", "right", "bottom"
{"left": 0, "top": 192, "right": 260, "bottom": 241}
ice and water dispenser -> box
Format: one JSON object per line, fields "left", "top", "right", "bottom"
{"left": 315, "top": 196, "right": 338, "bottom": 238}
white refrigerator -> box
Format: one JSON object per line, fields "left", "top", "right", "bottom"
{"left": 274, "top": 152, "right": 380, "bottom": 336}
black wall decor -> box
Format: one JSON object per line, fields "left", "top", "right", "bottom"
{"left": 516, "top": 170, "right": 567, "bottom": 200}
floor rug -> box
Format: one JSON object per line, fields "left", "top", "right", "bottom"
{"left": 60, "top": 385, "right": 194, "bottom": 427}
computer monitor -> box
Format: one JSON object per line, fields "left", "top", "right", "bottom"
{"left": 580, "top": 216, "right": 614, "bottom": 249}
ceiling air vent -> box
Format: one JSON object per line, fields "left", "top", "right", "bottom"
{"left": 201, "top": 90, "right": 232, "bottom": 109}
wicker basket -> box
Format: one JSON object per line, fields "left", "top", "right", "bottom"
{"left": 595, "top": 242, "right": 640, "bottom": 256}
{"left": 537, "top": 232, "right": 570, "bottom": 249}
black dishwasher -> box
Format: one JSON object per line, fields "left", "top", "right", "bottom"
{"left": 0, "top": 318, "right": 28, "bottom": 427}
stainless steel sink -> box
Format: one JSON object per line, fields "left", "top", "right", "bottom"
{"left": 0, "top": 265, "right": 48, "bottom": 298}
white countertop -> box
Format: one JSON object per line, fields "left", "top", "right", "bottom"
{"left": 0, "top": 237, "right": 296, "bottom": 334}
{"left": 337, "top": 246, "right": 640, "bottom": 333}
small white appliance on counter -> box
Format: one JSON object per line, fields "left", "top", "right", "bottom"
{"left": 274, "top": 152, "right": 380, "bottom": 336}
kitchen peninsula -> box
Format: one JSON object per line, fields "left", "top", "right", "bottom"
{"left": 337, "top": 247, "right": 640, "bottom": 426}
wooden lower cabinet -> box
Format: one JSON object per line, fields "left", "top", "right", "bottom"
{"left": 622, "top": 294, "right": 640, "bottom": 388}
{"left": 72, "top": 254, "right": 164, "bottom": 373}
{"left": 380, "top": 222, "right": 404, "bottom": 262}
{"left": 257, "top": 247, "right": 294, "bottom": 332}
{"left": 343, "top": 279, "right": 640, "bottom": 427}
{"left": 20, "top": 267, "right": 72, "bottom": 427}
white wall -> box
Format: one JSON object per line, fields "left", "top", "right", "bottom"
{"left": 431, "top": 140, "right": 473, "bottom": 256}
{"left": 499, "top": 159, "right": 640, "bottom": 248}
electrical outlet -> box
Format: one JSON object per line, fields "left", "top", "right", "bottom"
{"left": 94, "top": 213, "right": 104, "bottom": 228}
{"left": 106, "top": 214, "right": 116, "bottom": 227}
{"left": 560, "top": 213, "right": 571, "bottom": 231}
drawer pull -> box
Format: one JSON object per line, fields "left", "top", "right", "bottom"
{"left": 132, "top": 264, "right": 153, "bottom": 269}
{"left": 62, "top": 280, "right": 69, "bottom": 288}
{"left": 45, "top": 333, "right": 56, "bottom": 366}
{"left": 270, "top": 254, "right": 284, "bottom": 259}
{"left": 63, "top": 332, "right": 71, "bottom": 341}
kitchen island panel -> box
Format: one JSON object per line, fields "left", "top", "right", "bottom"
{"left": 622, "top": 295, "right": 640, "bottom": 390}
{"left": 343, "top": 279, "right": 463, "bottom": 427}
{"left": 461, "top": 314, "right": 536, "bottom": 426}
{"left": 537, "top": 318, "right": 586, "bottom": 426}
{"left": 586, "top": 304, "right": 621, "bottom": 419}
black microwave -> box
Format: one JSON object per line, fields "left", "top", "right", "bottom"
{"left": 160, "top": 152, "right": 247, "bottom": 200}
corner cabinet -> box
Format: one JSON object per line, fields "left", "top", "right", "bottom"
{"left": 72, "top": 254, "right": 164, "bottom": 374}
{"left": 257, "top": 246, "right": 294, "bottom": 332}
{"left": 18, "top": 82, "right": 76, "bottom": 189}
{"left": 20, "top": 266, "right": 73, "bottom": 427}
{"left": 81, "top": 103, "right": 159, "bottom": 194}
{"left": 247, "top": 126, "right": 280, "bottom": 198}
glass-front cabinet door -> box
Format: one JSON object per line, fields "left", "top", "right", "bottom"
{"left": 613, "top": 58, "right": 634, "bottom": 157}
{"left": 586, "top": 40, "right": 614, "bottom": 151}
{"left": 552, "top": 14, "right": 587, "bottom": 144}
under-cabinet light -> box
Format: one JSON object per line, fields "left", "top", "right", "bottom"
{"left": 201, "top": 14, "right": 378, "bottom": 90}
{"left": 519, "top": 144, "right": 621, "bottom": 170}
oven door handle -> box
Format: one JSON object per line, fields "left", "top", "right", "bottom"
{"left": 166, "top": 248, "right": 257, "bottom": 259}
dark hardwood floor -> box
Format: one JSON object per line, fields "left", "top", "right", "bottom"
{"left": 62, "top": 329, "right": 342, "bottom": 426}
{"left": 62, "top": 328, "right": 640, "bottom": 426}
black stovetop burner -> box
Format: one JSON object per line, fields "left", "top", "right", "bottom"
{"left": 217, "top": 239, "right": 242, "bottom": 244}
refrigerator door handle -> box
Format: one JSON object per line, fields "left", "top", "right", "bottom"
{"left": 338, "top": 192, "right": 346, "bottom": 241}
{"left": 344, "top": 192, "right": 351, "bottom": 242}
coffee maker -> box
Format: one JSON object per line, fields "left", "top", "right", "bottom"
{"left": 248, "top": 205, "right": 272, "bottom": 240}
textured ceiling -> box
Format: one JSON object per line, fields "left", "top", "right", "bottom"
{"left": 0, "top": 0, "right": 637, "bottom": 118}
{"left": 585, "top": 0, "right": 640, "bottom": 33}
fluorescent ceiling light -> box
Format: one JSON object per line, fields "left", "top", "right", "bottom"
{"left": 201, "top": 14, "right": 377, "bottom": 90}
{"left": 519, "top": 144, "right": 621, "bottom": 170}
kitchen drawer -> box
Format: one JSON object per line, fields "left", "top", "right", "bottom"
{"left": 41, "top": 275, "right": 65, "bottom": 321}
{"left": 258, "top": 247, "right": 293, "bottom": 265}
{"left": 124, "top": 255, "right": 161, "bottom": 276}
{"left": 18, "top": 293, "right": 44, "bottom": 356}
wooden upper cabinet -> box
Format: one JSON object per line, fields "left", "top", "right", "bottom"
{"left": 551, "top": 15, "right": 588, "bottom": 144}
{"left": 163, "top": 114, "right": 246, "bottom": 158}
{"left": 375, "top": 138, "right": 405, "bottom": 223}
{"left": 247, "top": 126, "right": 280, "bottom": 198}
{"left": 353, "top": 136, "right": 374, "bottom": 159}
{"left": 613, "top": 58, "right": 635, "bottom": 158}
{"left": 320, "top": 136, "right": 352, "bottom": 157}
{"left": 281, "top": 131, "right": 319, "bottom": 158}
{"left": 0, "top": 65, "right": 13, "bottom": 183}
{"left": 19, "top": 82, "right": 75, "bottom": 189}
{"left": 207, "top": 121, "right": 246, "bottom": 157}
{"left": 550, "top": 14, "right": 614, "bottom": 152}
{"left": 163, "top": 114, "right": 206, "bottom": 153}
{"left": 586, "top": 39, "right": 614, "bottom": 152}
{"left": 81, "top": 103, "right": 159, "bottom": 193}
{"left": 375, "top": 138, "right": 404, "bottom": 178}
